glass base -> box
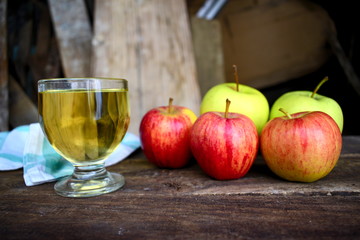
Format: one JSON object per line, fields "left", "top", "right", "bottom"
{"left": 54, "top": 168, "right": 125, "bottom": 198}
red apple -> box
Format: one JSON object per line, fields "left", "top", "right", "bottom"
{"left": 139, "top": 98, "right": 197, "bottom": 168}
{"left": 190, "top": 99, "right": 259, "bottom": 180}
{"left": 260, "top": 109, "right": 342, "bottom": 182}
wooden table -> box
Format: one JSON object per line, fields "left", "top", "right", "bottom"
{"left": 1, "top": 136, "right": 359, "bottom": 239}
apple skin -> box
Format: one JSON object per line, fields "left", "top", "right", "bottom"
{"left": 139, "top": 105, "right": 197, "bottom": 168}
{"left": 190, "top": 111, "right": 259, "bottom": 180}
{"left": 269, "top": 91, "right": 344, "bottom": 132}
{"left": 200, "top": 83, "right": 269, "bottom": 134}
{"left": 260, "top": 111, "right": 342, "bottom": 182}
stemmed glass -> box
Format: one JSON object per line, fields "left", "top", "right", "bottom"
{"left": 38, "top": 78, "right": 130, "bottom": 197}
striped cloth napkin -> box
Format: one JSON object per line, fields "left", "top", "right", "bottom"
{"left": 0, "top": 123, "right": 140, "bottom": 186}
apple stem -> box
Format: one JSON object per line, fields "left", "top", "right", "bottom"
{"left": 168, "top": 97, "right": 174, "bottom": 114}
{"left": 225, "top": 99, "right": 231, "bottom": 118}
{"left": 233, "top": 64, "right": 240, "bottom": 92}
{"left": 311, "top": 76, "right": 329, "bottom": 98}
{"left": 279, "top": 108, "right": 292, "bottom": 119}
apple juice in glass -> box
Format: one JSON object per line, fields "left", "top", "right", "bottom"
{"left": 38, "top": 78, "right": 130, "bottom": 197}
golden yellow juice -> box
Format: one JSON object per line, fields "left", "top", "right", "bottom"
{"left": 38, "top": 89, "right": 130, "bottom": 165}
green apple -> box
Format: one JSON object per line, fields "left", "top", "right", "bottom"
{"left": 269, "top": 77, "right": 343, "bottom": 132}
{"left": 200, "top": 67, "right": 269, "bottom": 134}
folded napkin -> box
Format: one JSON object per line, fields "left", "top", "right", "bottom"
{"left": 0, "top": 123, "right": 140, "bottom": 186}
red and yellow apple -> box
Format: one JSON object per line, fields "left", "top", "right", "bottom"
{"left": 139, "top": 98, "right": 197, "bottom": 168}
{"left": 260, "top": 109, "right": 342, "bottom": 182}
{"left": 190, "top": 99, "right": 259, "bottom": 180}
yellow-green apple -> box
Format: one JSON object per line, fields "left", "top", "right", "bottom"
{"left": 139, "top": 98, "right": 197, "bottom": 168}
{"left": 269, "top": 77, "right": 344, "bottom": 132}
{"left": 200, "top": 65, "right": 269, "bottom": 134}
{"left": 260, "top": 108, "right": 342, "bottom": 182}
{"left": 190, "top": 99, "right": 259, "bottom": 180}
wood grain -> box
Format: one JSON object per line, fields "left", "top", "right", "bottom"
{"left": 0, "top": 0, "right": 8, "bottom": 131}
{"left": 9, "top": 76, "right": 38, "bottom": 127}
{"left": 48, "top": 0, "right": 92, "bottom": 77}
{"left": 92, "top": 0, "right": 201, "bottom": 134}
{"left": 191, "top": 17, "right": 225, "bottom": 96}
{"left": 218, "top": 0, "right": 332, "bottom": 88}
{"left": 29, "top": 2, "right": 61, "bottom": 90}
{"left": 0, "top": 136, "right": 359, "bottom": 239}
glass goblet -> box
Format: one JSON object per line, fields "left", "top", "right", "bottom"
{"left": 38, "top": 78, "right": 130, "bottom": 197}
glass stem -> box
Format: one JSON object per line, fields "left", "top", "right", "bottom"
{"left": 72, "top": 164, "right": 107, "bottom": 181}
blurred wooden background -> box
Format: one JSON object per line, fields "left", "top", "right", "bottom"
{"left": 1, "top": 0, "right": 359, "bottom": 135}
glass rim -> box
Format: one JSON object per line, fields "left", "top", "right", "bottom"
{"left": 38, "top": 77, "right": 127, "bottom": 84}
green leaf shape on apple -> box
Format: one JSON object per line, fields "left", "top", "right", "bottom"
{"left": 200, "top": 65, "right": 269, "bottom": 134}
{"left": 269, "top": 77, "right": 344, "bottom": 132}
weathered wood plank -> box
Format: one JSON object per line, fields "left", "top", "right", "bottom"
{"left": 29, "top": 36, "right": 62, "bottom": 97}
{"left": 109, "top": 147, "right": 360, "bottom": 197}
{"left": 13, "top": 19, "right": 33, "bottom": 89}
{"left": 218, "top": 0, "right": 332, "bottom": 88}
{"left": 1, "top": 193, "right": 359, "bottom": 239}
{"left": 191, "top": 17, "right": 225, "bottom": 96}
{"left": 9, "top": 76, "right": 38, "bottom": 127}
{"left": 48, "top": 0, "right": 92, "bottom": 77}
{"left": 1, "top": 136, "right": 359, "bottom": 239}
{"left": 29, "top": 1, "right": 62, "bottom": 93}
{"left": 0, "top": 0, "right": 8, "bottom": 131}
{"left": 92, "top": 0, "right": 201, "bottom": 134}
